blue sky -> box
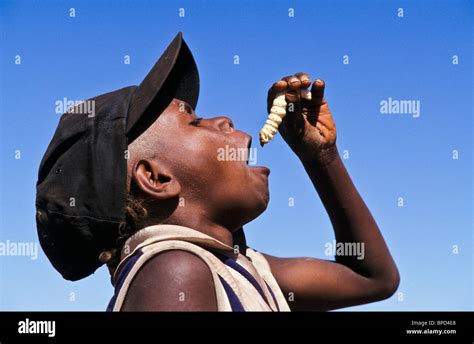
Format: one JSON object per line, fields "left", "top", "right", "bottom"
{"left": 0, "top": 0, "right": 472, "bottom": 311}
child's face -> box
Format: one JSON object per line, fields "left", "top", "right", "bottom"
{"left": 131, "top": 98, "right": 270, "bottom": 230}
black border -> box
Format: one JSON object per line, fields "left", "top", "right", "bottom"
{"left": 0, "top": 311, "right": 472, "bottom": 342}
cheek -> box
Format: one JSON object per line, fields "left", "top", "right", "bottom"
{"left": 219, "top": 165, "right": 267, "bottom": 203}
{"left": 169, "top": 138, "right": 229, "bottom": 187}
{"left": 204, "top": 159, "right": 248, "bottom": 198}
{"left": 169, "top": 130, "right": 251, "bottom": 195}
{"left": 183, "top": 133, "right": 238, "bottom": 179}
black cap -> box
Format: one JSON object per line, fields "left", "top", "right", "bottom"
{"left": 36, "top": 32, "right": 199, "bottom": 281}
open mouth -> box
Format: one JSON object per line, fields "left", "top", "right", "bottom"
{"left": 244, "top": 135, "right": 270, "bottom": 175}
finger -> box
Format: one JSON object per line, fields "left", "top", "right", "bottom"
{"left": 282, "top": 75, "right": 302, "bottom": 90}
{"left": 285, "top": 89, "right": 301, "bottom": 117}
{"left": 311, "top": 79, "right": 325, "bottom": 101}
{"left": 267, "top": 80, "right": 287, "bottom": 101}
{"left": 267, "top": 80, "right": 287, "bottom": 112}
{"left": 283, "top": 76, "right": 302, "bottom": 117}
{"left": 295, "top": 72, "right": 311, "bottom": 89}
{"left": 272, "top": 80, "right": 287, "bottom": 92}
{"left": 296, "top": 73, "right": 312, "bottom": 118}
{"left": 279, "top": 102, "right": 305, "bottom": 138}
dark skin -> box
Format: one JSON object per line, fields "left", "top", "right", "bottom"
{"left": 121, "top": 73, "right": 400, "bottom": 311}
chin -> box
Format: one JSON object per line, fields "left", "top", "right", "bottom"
{"left": 242, "top": 192, "right": 270, "bottom": 225}
{"left": 260, "top": 182, "right": 270, "bottom": 204}
{"left": 259, "top": 191, "right": 270, "bottom": 211}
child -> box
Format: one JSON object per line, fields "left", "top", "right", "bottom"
{"left": 36, "top": 33, "right": 399, "bottom": 311}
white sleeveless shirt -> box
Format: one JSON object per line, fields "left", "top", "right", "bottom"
{"left": 108, "top": 224, "right": 290, "bottom": 311}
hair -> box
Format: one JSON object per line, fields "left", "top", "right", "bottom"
{"left": 99, "top": 194, "right": 149, "bottom": 272}
{"left": 100, "top": 134, "right": 164, "bottom": 273}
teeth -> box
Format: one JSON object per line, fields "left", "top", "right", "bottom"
{"left": 259, "top": 89, "right": 312, "bottom": 146}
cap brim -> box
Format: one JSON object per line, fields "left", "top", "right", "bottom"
{"left": 126, "top": 32, "right": 199, "bottom": 142}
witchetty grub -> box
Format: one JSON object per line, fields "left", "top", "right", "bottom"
{"left": 259, "top": 89, "right": 312, "bottom": 146}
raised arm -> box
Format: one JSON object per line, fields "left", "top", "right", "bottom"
{"left": 263, "top": 73, "right": 399, "bottom": 311}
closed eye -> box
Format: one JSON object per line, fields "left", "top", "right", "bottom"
{"left": 189, "top": 117, "right": 203, "bottom": 126}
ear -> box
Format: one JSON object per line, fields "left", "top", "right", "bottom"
{"left": 132, "top": 160, "right": 181, "bottom": 200}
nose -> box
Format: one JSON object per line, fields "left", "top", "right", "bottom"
{"left": 211, "top": 116, "right": 234, "bottom": 133}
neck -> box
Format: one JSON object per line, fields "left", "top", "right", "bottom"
{"left": 164, "top": 210, "right": 235, "bottom": 247}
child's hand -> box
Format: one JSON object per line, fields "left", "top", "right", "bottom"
{"left": 267, "top": 73, "right": 337, "bottom": 164}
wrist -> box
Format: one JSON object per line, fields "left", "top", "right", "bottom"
{"left": 299, "top": 144, "right": 339, "bottom": 168}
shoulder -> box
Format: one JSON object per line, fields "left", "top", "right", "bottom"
{"left": 121, "top": 250, "right": 218, "bottom": 311}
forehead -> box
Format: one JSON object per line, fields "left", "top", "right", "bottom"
{"left": 157, "top": 98, "right": 193, "bottom": 121}
{"left": 169, "top": 98, "right": 193, "bottom": 112}
{"left": 143, "top": 98, "right": 191, "bottom": 133}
